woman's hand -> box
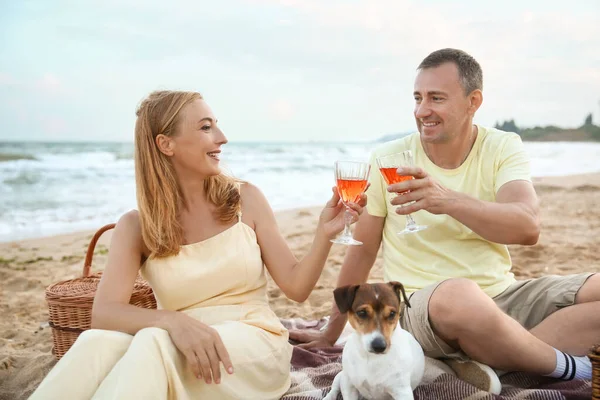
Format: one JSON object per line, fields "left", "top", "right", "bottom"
{"left": 164, "top": 312, "right": 233, "bottom": 384}
{"left": 319, "top": 185, "right": 368, "bottom": 239}
{"left": 288, "top": 328, "right": 336, "bottom": 349}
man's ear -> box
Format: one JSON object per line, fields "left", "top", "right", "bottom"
{"left": 468, "top": 89, "right": 483, "bottom": 116}
{"left": 388, "top": 281, "right": 411, "bottom": 308}
{"left": 155, "top": 134, "right": 175, "bottom": 156}
{"left": 333, "top": 285, "right": 360, "bottom": 314}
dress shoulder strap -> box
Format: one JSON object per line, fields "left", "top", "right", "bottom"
{"left": 236, "top": 181, "right": 243, "bottom": 222}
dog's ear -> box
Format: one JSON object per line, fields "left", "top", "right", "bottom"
{"left": 389, "top": 281, "right": 411, "bottom": 308}
{"left": 333, "top": 285, "right": 360, "bottom": 314}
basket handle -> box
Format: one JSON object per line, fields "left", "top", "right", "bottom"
{"left": 83, "top": 223, "right": 116, "bottom": 277}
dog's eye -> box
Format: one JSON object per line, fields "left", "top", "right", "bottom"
{"left": 388, "top": 311, "right": 397, "bottom": 319}
{"left": 356, "top": 310, "right": 368, "bottom": 319}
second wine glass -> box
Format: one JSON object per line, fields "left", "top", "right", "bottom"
{"left": 331, "top": 160, "right": 370, "bottom": 246}
{"left": 376, "top": 150, "right": 428, "bottom": 235}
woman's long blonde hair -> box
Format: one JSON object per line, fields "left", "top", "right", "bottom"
{"left": 134, "top": 90, "right": 241, "bottom": 258}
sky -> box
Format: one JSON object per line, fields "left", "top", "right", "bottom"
{"left": 0, "top": 0, "right": 599, "bottom": 143}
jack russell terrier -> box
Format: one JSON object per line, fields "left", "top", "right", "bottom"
{"left": 324, "top": 282, "right": 425, "bottom": 400}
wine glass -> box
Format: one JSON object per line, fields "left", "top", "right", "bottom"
{"left": 331, "top": 161, "right": 370, "bottom": 246}
{"left": 376, "top": 150, "right": 428, "bottom": 235}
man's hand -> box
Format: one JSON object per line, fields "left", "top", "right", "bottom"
{"left": 288, "top": 329, "right": 335, "bottom": 349}
{"left": 387, "top": 166, "right": 455, "bottom": 215}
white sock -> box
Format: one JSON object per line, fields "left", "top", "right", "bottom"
{"left": 545, "top": 348, "right": 592, "bottom": 380}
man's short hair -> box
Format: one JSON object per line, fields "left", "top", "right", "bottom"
{"left": 418, "top": 48, "right": 483, "bottom": 95}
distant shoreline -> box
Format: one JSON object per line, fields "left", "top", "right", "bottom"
{"left": 378, "top": 124, "right": 600, "bottom": 143}
{"left": 2, "top": 126, "right": 600, "bottom": 149}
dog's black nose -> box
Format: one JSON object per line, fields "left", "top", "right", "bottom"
{"left": 371, "top": 337, "right": 387, "bottom": 353}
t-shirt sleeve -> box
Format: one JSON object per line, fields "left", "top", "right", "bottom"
{"left": 365, "top": 150, "right": 388, "bottom": 217}
{"left": 494, "top": 134, "right": 532, "bottom": 193}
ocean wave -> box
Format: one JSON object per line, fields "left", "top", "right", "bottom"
{"left": 115, "top": 152, "right": 134, "bottom": 160}
{"left": 1, "top": 140, "right": 599, "bottom": 242}
{"left": 2, "top": 171, "right": 42, "bottom": 186}
{"left": 246, "top": 165, "right": 332, "bottom": 174}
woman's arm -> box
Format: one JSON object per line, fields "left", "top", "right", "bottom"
{"left": 241, "top": 183, "right": 365, "bottom": 303}
{"left": 91, "top": 210, "right": 176, "bottom": 333}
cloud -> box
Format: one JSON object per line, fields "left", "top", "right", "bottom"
{"left": 277, "top": 18, "right": 294, "bottom": 26}
{"left": 0, "top": 71, "right": 68, "bottom": 96}
{"left": 38, "top": 116, "right": 68, "bottom": 135}
{"left": 38, "top": 73, "right": 61, "bottom": 93}
{"left": 0, "top": 73, "right": 18, "bottom": 85}
{"left": 269, "top": 99, "right": 294, "bottom": 120}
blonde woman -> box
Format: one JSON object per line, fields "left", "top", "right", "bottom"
{"left": 30, "top": 90, "right": 366, "bottom": 400}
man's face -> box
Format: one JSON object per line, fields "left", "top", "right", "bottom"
{"left": 413, "top": 62, "right": 474, "bottom": 144}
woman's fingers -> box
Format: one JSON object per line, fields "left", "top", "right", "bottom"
{"left": 195, "top": 349, "right": 213, "bottom": 384}
{"left": 326, "top": 186, "right": 341, "bottom": 207}
{"left": 345, "top": 202, "right": 363, "bottom": 215}
{"left": 214, "top": 335, "right": 234, "bottom": 375}
{"left": 184, "top": 350, "right": 202, "bottom": 380}
{"left": 205, "top": 345, "right": 221, "bottom": 384}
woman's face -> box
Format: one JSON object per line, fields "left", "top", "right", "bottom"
{"left": 159, "top": 98, "right": 228, "bottom": 179}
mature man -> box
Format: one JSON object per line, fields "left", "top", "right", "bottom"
{"left": 290, "top": 48, "right": 598, "bottom": 393}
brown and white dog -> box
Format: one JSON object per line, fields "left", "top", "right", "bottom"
{"left": 324, "top": 282, "right": 425, "bottom": 400}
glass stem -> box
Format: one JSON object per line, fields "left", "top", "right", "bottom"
{"left": 406, "top": 213, "right": 416, "bottom": 229}
{"left": 343, "top": 207, "right": 353, "bottom": 236}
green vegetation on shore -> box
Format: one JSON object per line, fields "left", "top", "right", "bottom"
{"left": 377, "top": 113, "right": 600, "bottom": 143}
{"left": 495, "top": 113, "right": 600, "bottom": 142}
{"left": 0, "top": 153, "right": 36, "bottom": 162}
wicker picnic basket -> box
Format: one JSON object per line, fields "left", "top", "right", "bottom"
{"left": 590, "top": 344, "right": 600, "bottom": 399}
{"left": 45, "top": 223, "right": 157, "bottom": 360}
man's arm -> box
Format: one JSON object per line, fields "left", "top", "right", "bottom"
{"left": 389, "top": 168, "right": 540, "bottom": 245}
{"left": 445, "top": 180, "right": 540, "bottom": 245}
{"left": 289, "top": 212, "right": 385, "bottom": 347}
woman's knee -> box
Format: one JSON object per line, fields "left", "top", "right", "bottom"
{"left": 134, "top": 327, "right": 169, "bottom": 339}
{"left": 65, "top": 329, "right": 132, "bottom": 358}
{"left": 131, "top": 327, "right": 171, "bottom": 347}
{"left": 76, "top": 328, "right": 132, "bottom": 347}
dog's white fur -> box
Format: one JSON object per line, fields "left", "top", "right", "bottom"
{"left": 324, "top": 322, "right": 425, "bottom": 400}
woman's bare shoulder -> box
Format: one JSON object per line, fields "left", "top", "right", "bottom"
{"left": 113, "top": 210, "right": 149, "bottom": 256}
{"left": 117, "top": 209, "right": 141, "bottom": 231}
{"left": 238, "top": 181, "right": 277, "bottom": 231}
{"left": 238, "top": 182, "right": 271, "bottom": 211}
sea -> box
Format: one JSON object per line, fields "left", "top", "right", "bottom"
{"left": 1, "top": 140, "right": 599, "bottom": 242}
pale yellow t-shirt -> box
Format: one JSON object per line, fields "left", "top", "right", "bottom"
{"left": 366, "top": 125, "right": 531, "bottom": 298}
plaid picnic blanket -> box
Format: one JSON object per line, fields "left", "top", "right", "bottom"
{"left": 280, "top": 318, "right": 592, "bottom": 400}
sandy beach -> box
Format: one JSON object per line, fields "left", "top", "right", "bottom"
{"left": 1, "top": 173, "right": 599, "bottom": 400}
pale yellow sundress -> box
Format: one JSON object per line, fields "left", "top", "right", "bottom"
{"left": 30, "top": 212, "right": 293, "bottom": 400}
